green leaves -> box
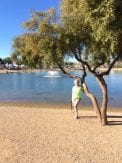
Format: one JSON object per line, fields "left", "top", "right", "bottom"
{"left": 61, "top": 0, "right": 121, "bottom": 68}
{"left": 11, "top": 0, "right": 122, "bottom": 69}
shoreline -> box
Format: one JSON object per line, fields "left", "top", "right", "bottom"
{"left": 0, "top": 102, "right": 122, "bottom": 113}
{"left": 0, "top": 67, "right": 122, "bottom": 74}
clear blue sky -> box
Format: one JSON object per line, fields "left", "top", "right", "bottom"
{"left": 0, "top": 0, "right": 60, "bottom": 59}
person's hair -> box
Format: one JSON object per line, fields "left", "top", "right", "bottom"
{"left": 74, "top": 78, "right": 81, "bottom": 85}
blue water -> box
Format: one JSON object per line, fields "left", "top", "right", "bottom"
{"left": 0, "top": 70, "right": 122, "bottom": 108}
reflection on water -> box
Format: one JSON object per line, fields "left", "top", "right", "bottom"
{"left": 0, "top": 70, "right": 122, "bottom": 108}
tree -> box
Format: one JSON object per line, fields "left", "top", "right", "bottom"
{"left": 3, "top": 57, "right": 12, "bottom": 64}
{"left": 60, "top": 0, "right": 122, "bottom": 125}
{"left": 12, "top": 1, "right": 122, "bottom": 125}
{"left": 11, "top": 35, "right": 43, "bottom": 68}
{"left": 22, "top": 9, "right": 65, "bottom": 68}
{"left": 0, "top": 58, "right": 5, "bottom": 64}
{"left": 12, "top": 9, "right": 66, "bottom": 68}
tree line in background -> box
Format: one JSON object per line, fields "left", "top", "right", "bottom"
{"left": 1, "top": 56, "right": 122, "bottom": 69}
{"left": 4, "top": 0, "right": 122, "bottom": 125}
{"left": 0, "top": 56, "right": 78, "bottom": 69}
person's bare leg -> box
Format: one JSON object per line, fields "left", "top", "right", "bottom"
{"left": 72, "top": 98, "right": 75, "bottom": 113}
{"left": 74, "top": 105, "right": 78, "bottom": 119}
{"left": 73, "top": 99, "right": 80, "bottom": 119}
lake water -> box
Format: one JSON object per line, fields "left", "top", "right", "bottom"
{"left": 0, "top": 70, "right": 122, "bottom": 108}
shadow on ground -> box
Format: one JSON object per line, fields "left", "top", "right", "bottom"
{"left": 107, "top": 115, "right": 122, "bottom": 125}
{"left": 78, "top": 115, "right": 97, "bottom": 119}
{"left": 78, "top": 115, "right": 122, "bottom": 125}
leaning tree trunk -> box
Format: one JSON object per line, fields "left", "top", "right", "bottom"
{"left": 96, "top": 76, "right": 108, "bottom": 125}
{"left": 82, "top": 82, "right": 102, "bottom": 123}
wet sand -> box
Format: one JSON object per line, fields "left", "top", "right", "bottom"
{"left": 0, "top": 105, "right": 122, "bottom": 163}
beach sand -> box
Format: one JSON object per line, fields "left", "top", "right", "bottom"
{"left": 0, "top": 105, "right": 122, "bottom": 163}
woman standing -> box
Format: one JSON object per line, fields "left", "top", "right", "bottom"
{"left": 72, "top": 78, "right": 83, "bottom": 119}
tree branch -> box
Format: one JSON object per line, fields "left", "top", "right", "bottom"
{"left": 57, "top": 62, "right": 82, "bottom": 79}
{"left": 82, "top": 65, "right": 87, "bottom": 82}
{"left": 74, "top": 50, "right": 95, "bottom": 74}
{"left": 100, "top": 56, "right": 119, "bottom": 76}
{"left": 93, "top": 60, "right": 105, "bottom": 71}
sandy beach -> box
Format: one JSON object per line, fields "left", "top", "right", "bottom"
{"left": 0, "top": 105, "right": 122, "bottom": 163}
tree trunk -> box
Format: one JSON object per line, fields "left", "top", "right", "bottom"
{"left": 82, "top": 82, "right": 102, "bottom": 123}
{"left": 96, "top": 76, "right": 108, "bottom": 125}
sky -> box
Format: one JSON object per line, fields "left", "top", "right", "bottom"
{"left": 0, "top": 0, "right": 60, "bottom": 59}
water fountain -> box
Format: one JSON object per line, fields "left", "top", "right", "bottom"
{"left": 43, "top": 70, "right": 62, "bottom": 78}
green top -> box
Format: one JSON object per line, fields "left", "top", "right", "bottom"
{"left": 72, "top": 86, "right": 82, "bottom": 99}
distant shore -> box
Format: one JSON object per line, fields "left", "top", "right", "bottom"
{"left": 0, "top": 67, "right": 122, "bottom": 74}
{"left": 0, "top": 69, "right": 42, "bottom": 74}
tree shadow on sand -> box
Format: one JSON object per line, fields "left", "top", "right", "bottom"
{"left": 78, "top": 115, "right": 97, "bottom": 119}
{"left": 107, "top": 115, "right": 122, "bottom": 125}
{"left": 78, "top": 115, "right": 122, "bottom": 125}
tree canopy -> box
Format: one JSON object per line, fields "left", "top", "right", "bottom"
{"left": 61, "top": 0, "right": 122, "bottom": 71}
{"left": 12, "top": 9, "right": 66, "bottom": 68}
{"left": 3, "top": 57, "right": 12, "bottom": 64}
{"left": 12, "top": 0, "right": 122, "bottom": 69}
